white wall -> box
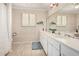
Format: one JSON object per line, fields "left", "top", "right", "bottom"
{"left": 12, "top": 8, "right": 47, "bottom": 42}
{"left": 47, "top": 13, "right": 77, "bottom": 32}
{"left": 76, "top": 15, "right": 79, "bottom": 26}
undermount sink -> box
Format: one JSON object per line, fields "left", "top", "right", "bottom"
{"left": 74, "top": 34, "right": 79, "bottom": 37}
{"left": 53, "top": 31, "right": 79, "bottom": 39}
{"left": 74, "top": 34, "right": 79, "bottom": 39}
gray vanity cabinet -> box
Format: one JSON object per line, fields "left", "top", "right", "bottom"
{"left": 48, "top": 38, "right": 60, "bottom": 56}
{"left": 61, "top": 44, "right": 79, "bottom": 56}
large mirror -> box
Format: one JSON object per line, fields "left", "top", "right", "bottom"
{"left": 46, "top": 3, "right": 78, "bottom": 33}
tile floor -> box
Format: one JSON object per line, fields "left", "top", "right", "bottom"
{"left": 7, "top": 41, "right": 46, "bottom": 56}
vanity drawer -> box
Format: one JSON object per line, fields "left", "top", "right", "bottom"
{"left": 48, "top": 38, "right": 60, "bottom": 50}
{"left": 61, "top": 44, "right": 79, "bottom": 56}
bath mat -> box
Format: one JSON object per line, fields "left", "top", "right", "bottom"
{"left": 32, "top": 42, "right": 43, "bottom": 50}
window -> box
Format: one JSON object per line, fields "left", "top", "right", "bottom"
{"left": 22, "top": 13, "right": 36, "bottom": 26}
{"left": 57, "top": 16, "right": 62, "bottom": 26}
{"left": 29, "top": 14, "right": 36, "bottom": 26}
{"left": 22, "top": 13, "right": 29, "bottom": 26}
{"left": 62, "top": 16, "right": 67, "bottom": 26}
{"left": 57, "top": 16, "right": 67, "bottom": 26}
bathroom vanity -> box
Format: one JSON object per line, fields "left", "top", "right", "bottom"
{"left": 40, "top": 30, "right": 79, "bottom": 56}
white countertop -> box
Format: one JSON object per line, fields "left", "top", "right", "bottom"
{"left": 40, "top": 30, "right": 79, "bottom": 52}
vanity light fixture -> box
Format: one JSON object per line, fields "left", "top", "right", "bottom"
{"left": 49, "top": 3, "right": 59, "bottom": 8}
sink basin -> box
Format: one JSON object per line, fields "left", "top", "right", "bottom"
{"left": 74, "top": 34, "right": 79, "bottom": 37}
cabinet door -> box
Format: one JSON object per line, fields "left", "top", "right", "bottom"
{"left": 40, "top": 34, "right": 45, "bottom": 48}
{"left": 48, "top": 42, "right": 60, "bottom": 56}
{"left": 61, "top": 44, "right": 79, "bottom": 56}
{"left": 40, "top": 32, "right": 48, "bottom": 55}
{"left": 0, "top": 4, "right": 9, "bottom": 55}
{"left": 48, "top": 43, "right": 53, "bottom": 56}
{"left": 40, "top": 32, "right": 44, "bottom": 46}
{"left": 43, "top": 38, "right": 48, "bottom": 54}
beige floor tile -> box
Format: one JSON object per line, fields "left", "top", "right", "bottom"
{"left": 32, "top": 50, "right": 41, "bottom": 56}
{"left": 7, "top": 41, "right": 46, "bottom": 56}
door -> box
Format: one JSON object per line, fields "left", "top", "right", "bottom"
{"left": 0, "top": 4, "right": 9, "bottom": 55}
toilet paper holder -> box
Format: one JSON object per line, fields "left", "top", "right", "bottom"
{"left": 12, "top": 32, "right": 17, "bottom": 36}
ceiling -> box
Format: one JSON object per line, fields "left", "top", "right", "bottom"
{"left": 12, "top": 3, "right": 49, "bottom": 10}
{"left": 58, "top": 3, "right": 79, "bottom": 14}
{"left": 12, "top": 3, "right": 79, "bottom": 14}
